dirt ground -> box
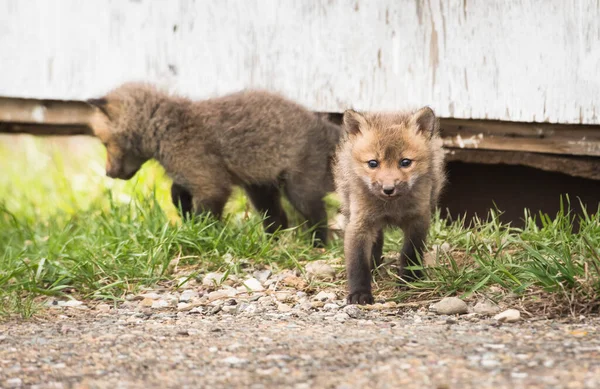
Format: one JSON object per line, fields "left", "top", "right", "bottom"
{"left": 1, "top": 296, "right": 599, "bottom": 389}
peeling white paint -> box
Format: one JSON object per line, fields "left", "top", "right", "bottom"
{"left": 0, "top": 0, "right": 598, "bottom": 125}
{"left": 31, "top": 106, "right": 46, "bottom": 123}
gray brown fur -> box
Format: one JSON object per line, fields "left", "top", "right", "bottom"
{"left": 334, "top": 107, "right": 446, "bottom": 304}
{"left": 88, "top": 83, "right": 342, "bottom": 246}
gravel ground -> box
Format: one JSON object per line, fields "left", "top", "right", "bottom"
{"left": 1, "top": 271, "right": 599, "bottom": 389}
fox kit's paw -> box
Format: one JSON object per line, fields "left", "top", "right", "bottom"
{"left": 346, "top": 291, "right": 374, "bottom": 305}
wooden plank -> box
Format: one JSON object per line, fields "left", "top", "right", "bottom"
{"left": 440, "top": 119, "right": 600, "bottom": 157}
{"left": 0, "top": 0, "right": 599, "bottom": 124}
{"left": 0, "top": 123, "right": 92, "bottom": 136}
{"left": 0, "top": 97, "right": 91, "bottom": 126}
{"left": 445, "top": 149, "right": 600, "bottom": 181}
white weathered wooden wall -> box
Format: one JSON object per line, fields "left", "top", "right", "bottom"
{"left": 0, "top": 0, "right": 599, "bottom": 124}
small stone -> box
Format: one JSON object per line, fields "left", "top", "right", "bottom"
{"left": 209, "top": 305, "right": 222, "bottom": 315}
{"left": 473, "top": 300, "right": 501, "bottom": 315}
{"left": 323, "top": 303, "right": 340, "bottom": 311}
{"left": 208, "top": 288, "right": 237, "bottom": 301}
{"left": 274, "top": 292, "right": 294, "bottom": 302}
{"left": 151, "top": 299, "right": 171, "bottom": 309}
{"left": 310, "top": 301, "right": 325, "bottom": 309}
{"left": 6, "top": 378, "right": 22, "bottom": 388}
{"left": 95, "top": 303, "right": 111, "bottom": 312}
{"left": 179, "top": 289, "right": 199, "bottom": 303}
{"left": 438, "top": 242, "right": 451, "bottom": 252}
{"left": 313, "top": 291, "right": 336, "bottom": 302}
{"left": 281, "top": 275, "right": 307, "bottom": 289}
{"left": 240, "top": 304, "right": 258, "bottom": 315}
{"left": 253, "top": 269, "right": 272, "bottom": 284}
{"left": 202, "top": 272, "right": 225, "bottom": 287}
{"left": 343, "top": 305, "right": 364, "bottom": 319}
{"left": 334, "top": 312, "right": 350, "bottom": 322}
{"left": 177, "top": 303, "right": 191, "bottom": 311}
{"left": 140, "top": 298, "right": 154, "bottom": 308}
{"left": 241, "top": 277, "right": 264, "bottom": 292}
{"left": 221, "top": 305, "right": 238, "bottom": 314}
{"left": 58, "top": 300, "right": 84, "bottom": 308}
{"left": 494, "top": 309, "right": 521, "bottom": 323}
{"left": 139, "top": 292, "right": 161, "bottom": 300}
{"left": 511, "top": 371, "right": 528, "bottom": 379}
{"left": 430, "top": 297, "right": 468, "bottom": 315}
{"left": 277, "top": 303, "right": 292, "bottom": 312}
{"left": 305, "top": 260, "right": 336, "bottom": 280}
{"left": 481, "top": 359, "right": 501, "bottom": 368}
{"left": 220, "top": 356, "right": 248, "bottom": 366}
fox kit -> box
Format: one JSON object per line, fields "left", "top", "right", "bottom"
{"left": 87, "top": 83, "right": 341, "bottom": 246}
{"left": 334, "top": 107, "right": 446, "bottom": 304}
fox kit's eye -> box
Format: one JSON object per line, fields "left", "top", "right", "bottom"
{"left": 367, "top": 160, "right": 379, "bottom": 169}
{"left": 399, "top": 158, "right": 412, "bottom": 168}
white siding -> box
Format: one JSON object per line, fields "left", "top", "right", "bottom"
{"left": 0, "top": 0, "right": 599, "bottom": 124}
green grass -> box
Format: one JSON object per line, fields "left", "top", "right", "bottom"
{"left": 1, "top": 135, "right": 599, "bottom": 318}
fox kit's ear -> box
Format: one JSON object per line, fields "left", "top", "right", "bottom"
{"left": 343, "top": 109, "right": 368, "bottom": 135}
{"left": 412, "top": 106, "right": 437, "bottom": 138}
{"left": 86, "top": 97, "right": 111, "bottom": 120}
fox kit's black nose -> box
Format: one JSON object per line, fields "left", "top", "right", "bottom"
{"left": 382, "top": 187, "right": 395, "bottom": 196}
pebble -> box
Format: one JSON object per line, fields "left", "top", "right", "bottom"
{"left": 494, "top": 309, "right": 521, "bottom": 323}
{"left": 241, "top": 277, "right": 264, "bottom": 292}
{"left": 281, "top": 275, "right": 307, "bottom": 289}
{"left": 323, "top": 303, "right": 340, "bottom": 311}
{"left": 58, "top": 300, "right": 86, "bottom": 308}
{"left": 179, "top": 289, "right": 199, "bottom": 303}
{"left": 313, "top": 291, "right": 336, "bottom": 302}
{"left": 334, "top": 312, "right": 350, "bottom": 322}
{"left": 95, "top": 303, "right": 111, "bottom": 312}
{"left": 202, "top": 272, "right": 225, "bottom": 287}
{"left": 277, "top": 303, "right": 292, "bottom": 313}
{"left": 253, "top": 269, "right": 272, "bottom": 284}
{"left": 473, "top": 300, "right": 501, "bottom": 315}
{"left": 343, "top": 305, "right": 364, "bottom": 319}
{"left": 140, "top": 298, "right": 154, "bottom": 308}
{"left": 140, "top": 292, "right": 161, "bottom": 300}
{"left": 151, "top": 299, "right": 171, "bottom": 309}
{"left": 305, "top": 260, "right": 336, "bottom": 280}
{"left": 480, "top": 358, "right": 501, "bottom": 368}
{"left": 221, "top": 305, "right": 238, "bottom": 314}
{"left": 430, "top": 297, "right": 468, "bottom": 315}
{"left": 208, "top": 288, "right": 237, "bottom": 302}
{"left": 220, "top": 356, "right": 248, "bottom": 366}
{"left": 6, "top": 378, "right": 22, "bottom": 388}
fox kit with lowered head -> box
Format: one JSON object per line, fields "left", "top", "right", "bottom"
{"left": 87, "top": 83, "right": 341, "bottom": 246}
{"left": 334, "top": 107, "right": 446, "bottom": 304}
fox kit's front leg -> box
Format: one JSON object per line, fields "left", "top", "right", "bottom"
{"left": 345, "top": 220, "right": 377, "bottom": 305}
{"left": 399, "top": 217, "right": 430, "bottom": 282}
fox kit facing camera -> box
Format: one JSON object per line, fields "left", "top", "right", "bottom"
{"left": 334, "top": 107, "right": 446, "bottom": 304}
{"left": 87, "top": 83, "right": 341, "bottom": 246}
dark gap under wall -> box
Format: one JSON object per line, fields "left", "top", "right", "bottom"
{"left": 440, "top": 162, "right": 600, "bottom": 228}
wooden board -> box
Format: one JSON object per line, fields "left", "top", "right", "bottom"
{"left": 2, "top": 97, "right": 600, "bottom": 162}
{"left": 0, "top": 0, "right": 599, "bottom": 125}
{"left": 441, "top": 119, "right": 600, "bottom": 157}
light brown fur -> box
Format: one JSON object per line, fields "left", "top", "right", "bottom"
{"left": 88, "top": 82, "right": 341, "bottom": 246}
{"left": 334, "top": 107, "right": 446, "bottom": 304}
